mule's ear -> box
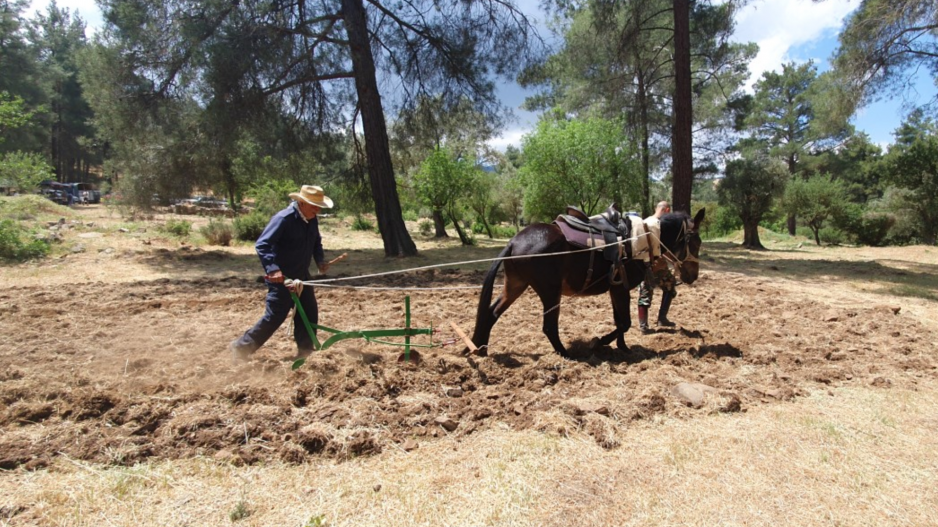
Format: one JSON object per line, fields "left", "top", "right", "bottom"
{"left": 610, "top": 202, "right": 620, "bottom": 212}
{"left": 693, "top": 208, "right": 706, "bottom": 229}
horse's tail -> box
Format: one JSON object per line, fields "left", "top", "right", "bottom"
{"left": 469, "top": 244, "right": 511, "bottom": 352}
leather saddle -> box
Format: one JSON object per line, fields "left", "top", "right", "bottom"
{"left": 555, "top": 204, "right": 634, "bottom": 262}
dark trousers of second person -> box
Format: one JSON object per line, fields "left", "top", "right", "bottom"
{"left": 234, "top": 281, "right": 318, "bottom": 353}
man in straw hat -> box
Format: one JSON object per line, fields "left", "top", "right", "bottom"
{"left": 230, "top": 185, "right": 334, "bottom": 361}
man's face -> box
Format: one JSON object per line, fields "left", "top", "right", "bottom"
{"left": 298, "top": 201, "right": 321, "bottom": 219}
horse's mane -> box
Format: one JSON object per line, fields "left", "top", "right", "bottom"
{"left": 658, "top": 211, "right": 692, "bottom": 248}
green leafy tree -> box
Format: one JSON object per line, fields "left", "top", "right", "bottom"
{"left": 783, "top": 174, "right": 850, "bottom": 245}
{"left": 520, "top": 114, "right": 640, "bottom": 221}
{"left": 717, "top": 154, "right": 788, "bottom": 249}
{"left": 0, "top": 151, "right": 53, "bottom": 192}
{"left": 94, "top": 0, "right": 543, "bottom": 257}
{"left": 0, "top": 92, "right": 33, "bottom": 140}
{"left": 30, "top": 2, "right": 97, "bottom": 181}
{"left": 884, "top": 131, "right": 938, "bottom": 244}
{"left": 413, "top": 147, "right": 476, "bottom": 244}
{"left": 742, "top": 61, "right": 851, "bottom": 234}
{"left": 526, "top": 0, "right": 754, "bottom": 215}
{"left": 0, "top": 0, "right": 46, "bottom": 153}
{"left": 833, "top": 0, "right": 938, "bottom": 111}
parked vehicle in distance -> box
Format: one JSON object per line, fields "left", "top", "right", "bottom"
{"left": 71, "top": 183, "right": 101, "bottom": 204}
{"left": 39, "top": 181, "right": 71, "bottom": 205}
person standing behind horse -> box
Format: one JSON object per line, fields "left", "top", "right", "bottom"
{"left": 638, "top": 200, "right": 678, "bottom": 333}
{"left": 230, "top": 185, "right": 334, "bottom": 361}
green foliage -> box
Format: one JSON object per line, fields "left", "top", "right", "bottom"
{"left": 0, "top": 219, "right": 50, "bottom": 261}
{"left": 161, "top": 219, "right": 192, "bottom": 237}
{"left": 413, "top": 147, "right": 478, "bottom": 244}
{"left": 0, "top": 151, "right": 54, "bottom": 193}
{"left": 351, "top": 215, "right": 374, "bottom": 231}
{"left": 402, "top": 209, "right": 418, "bottom": 222}
{"left": 696, "top": 201, "right": 741, "bottom": 239}
{"left": 818, "top": 226, "right": 846, "bottom": 245}
{"left": 246, "top": 179, "right": 298, "bottom": 217}
{"left": 0, "top": 194, "right": 69, "bottom": 220}
{"left": 229, "top": 500, "right": 251, "bottom": 522}
{"left": 0, "top": 93, "right": 34, "bottom": 142}
{"left": 783, "top": 174, "right": 851, "bottom": 245}
{"left": 303, "top": 515, "right": 328, "bottom": 527}
{"left": 833, "top": 0, "right": 938, "bottom": 109}
{"left": 743, "top": 61, "right": 850, "bottom": 176}
{"left": 718, "top": 154, "right": 788, "bottom": 248}
{"left": 520, "top": 115, "right": 640, "bottom": 221}
{"left": 199, "top": 219, "right": 233, "bottom": 246}
{"left": 882, "top": 126, "right": 938, "bottom": 244}
{"left": 418, "top": 219, "right": 432, "bottom": 236}
{"left": 234, "top": 211, "right": 270, "bottom": 242}
{"left": 491, "top": 224, "right": 517, "bottom": 238}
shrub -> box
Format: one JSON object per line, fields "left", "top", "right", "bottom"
{"left": 819, "top": 226, "right": 846, "bottom": 245}
{"left": 351, "top": 215, "right": 374, "bottom": 231}
{"left": 161, "top": 218, "right": 191, "bottom": 237}
{"left": 200, "top": 219, "right": 234, "bottom": 246}
{"left": 493, "top": 225, "right": 517, "bottom": 238}
{"left": 402, "top": 210, "right": 418, "bottom": 222}
{"left": 234, "top": 211, "right": 269, "bottom": 241}
{"left": 709, "top": 205, "right": 742, "bottom": 237}
{"left": 418, "top": 219, "right": 433, "bottom": 236}
{"left": 471, "top": 221, "right": 485, "bottom": 234}
{"left": 0, "top": 219, "right": 50, "bottom": 261}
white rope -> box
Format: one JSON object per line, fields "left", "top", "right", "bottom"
{"left": 297, "top": 230, "right": 657, "bottom": 287}
{"left": 314, "top": 283, "right": 490, "bottom": 291}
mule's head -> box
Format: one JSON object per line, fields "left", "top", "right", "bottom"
{"left": 659, "top": 208, "right": 705, "bottom": 285}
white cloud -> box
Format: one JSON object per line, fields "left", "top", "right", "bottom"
{"left": 29, "top": 0, "right": 103, "bottom": 32}
{"left": 487, "top": 128, "right": 529, "bottom": 152}
{"left": 732, "top": 0, "right": 859, "bottom": 89}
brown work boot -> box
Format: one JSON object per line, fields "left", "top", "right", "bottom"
{"left": 638, "top": 306, "right": 652, "bottom": 334}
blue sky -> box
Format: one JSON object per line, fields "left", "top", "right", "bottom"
{"left": 31, "top": 0, "right": 937, "bottom": 152}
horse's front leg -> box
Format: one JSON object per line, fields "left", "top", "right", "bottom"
{"left": 596, "top": 285, "right": 631, "bottom": 350}
{"left": 535, "top": 287, "right": 568, "bottom": 357}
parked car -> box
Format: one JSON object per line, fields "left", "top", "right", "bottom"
{"left": 71, "top": 183, "right": 101, "bottom": 204}
{"left": 39, "top": 181, "right": 71, "bottom": 205}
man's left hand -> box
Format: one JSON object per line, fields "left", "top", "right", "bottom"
{"left": 318, "top": 262, "right": 331, "bottom": 275}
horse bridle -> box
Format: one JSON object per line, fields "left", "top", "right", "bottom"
{"left": 660, "top": 218, "right": 699, "bottom": 277}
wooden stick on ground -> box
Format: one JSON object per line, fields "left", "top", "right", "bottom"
{"left": 449, "top": 321, "right": 478, "bottom": 353}
{"left": 327, "top": 253, "right": 348, "bottom": 266}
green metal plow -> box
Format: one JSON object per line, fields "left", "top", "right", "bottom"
{"left": 289, "top": 288, "right": 434, "bottom": 370}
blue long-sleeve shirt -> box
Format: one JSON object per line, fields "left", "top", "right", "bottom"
{"left": 255, "top": 203, "right": 325, "bottom": 280}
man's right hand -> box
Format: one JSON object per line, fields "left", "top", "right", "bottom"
{"left": 266, "top": 270, "right": 284, "bottom": 283}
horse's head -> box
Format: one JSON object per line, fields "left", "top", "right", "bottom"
{"left": 658, "top": 208, "right": 705, "bottom": 285}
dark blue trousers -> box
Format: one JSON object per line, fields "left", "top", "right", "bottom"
{"left": 235, "top": 282, "right": 318, "bottom": 353}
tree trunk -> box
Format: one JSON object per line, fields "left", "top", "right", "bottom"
{"left": 342, "top": 0, "right": 418, "bottom": 256}
{"left": 636, "top": 57, "right": 651, "bottom": 218}
{"left": 449, "top": 211, "right": 472, "bottom": 246}
{"left": 670, "top": 0, "right": 693, "bottom": 214}
{"left": 432, "top": 209, "right": 448, "bottom": 237}
{"left": 787, "top": 154, "right": 797, "bottom": 235}
{"left": 481, "top": 217, "right": 494, "bottom": 238}
{"left": 742, "top": 220, "right": 764, "bottom": 249}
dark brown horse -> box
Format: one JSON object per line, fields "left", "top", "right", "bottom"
{"left": 469, "top": 209, "right": 705, "bottom": 357}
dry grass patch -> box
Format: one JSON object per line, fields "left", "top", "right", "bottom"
{"left": 3, "top": 381, "right": 937, "bottom": 526}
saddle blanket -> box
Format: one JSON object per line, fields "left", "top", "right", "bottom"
{"left": 554, "top": 215, "right": 659, "bottom": 262}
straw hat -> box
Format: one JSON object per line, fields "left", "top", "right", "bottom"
{"left": 289, "top": 185, "right": 333, "bottom": 209}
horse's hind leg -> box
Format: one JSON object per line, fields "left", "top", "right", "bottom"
{"left": 533, "top": 286, "right": 567, "bottom": 356}
{"left": 475, "top": 278, "right": 528, "bottom": 354}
